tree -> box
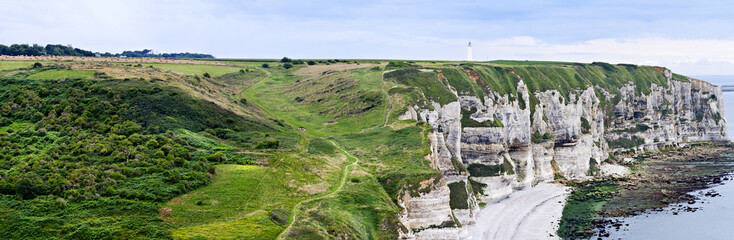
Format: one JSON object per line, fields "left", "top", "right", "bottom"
{"left": 283, "top": 63, "right": 293, "bottom": 69}
{"left": 261, "top": 63, "right": 269, "bottom": 68}
{"left": 307, "top": 60, "right": 316, "bottom": 65}
{"left": 32, "top": 62, "right": 43, "bottom": 68}
{"left": 280, "top": 57, "right": 292, "bottom": 62}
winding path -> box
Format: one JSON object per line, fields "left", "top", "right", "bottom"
{"left": 381, "top": 71, "right": 392, "bottom": 126}
{"left": 468, "top": 183, "right": 570, "bottom": 240}
{"left": 275, "top": 140, "right": 359, "bottom": 240}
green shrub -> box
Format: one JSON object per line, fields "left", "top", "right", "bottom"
{"left": 469, "top": 179, "right": 487, "bottom": 196}
{"left": 467, "top": 158, "right": 514, "bottom": 177}
{"left": 15, "top": 175, "right": 43, "bottom": 199}
{"left": 207, "top": 152, "right": 228, "bottom": 162}
{"left": 587, "top": 158, "right": 599, "bottom": 176}
{"left": 532, "top": 130, "right": 544, "bottom": 143}
{"left": 255, "top": 140, "right": 279, "bottom": 149}
{"left": 448, "top": 181, "right": 469, "bottom": 209}
{"left": 607, "top": 136, "right": 645, "bottom": 149}
{"left": 580, "top": 117, "right": 591, "bottom": 134}
{"left": 635, "top": 124, "right": 650, "bottom": 132}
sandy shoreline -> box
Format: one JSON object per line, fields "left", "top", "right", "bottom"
{"left": 467, "top": 183, "right": 569, "bottom": 240}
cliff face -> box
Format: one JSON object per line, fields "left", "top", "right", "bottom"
{"left": 390, "top": 63, "right": 727, "bottom": 239}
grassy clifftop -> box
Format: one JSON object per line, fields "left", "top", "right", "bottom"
{"left": 392, "top": 61, "right": 688, "bottom": 103}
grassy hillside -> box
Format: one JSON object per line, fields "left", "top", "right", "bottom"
{"left": 124, "top": 63, "right": 245, "bottom": 77}
{"left": 0, "top": 62, "right": 302, "bottom": 239}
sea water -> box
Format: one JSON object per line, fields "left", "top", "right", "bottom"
{"left": 605, "top": 178, "right": 734, "bottom": 240}
{"left": 605, "top": 75, "right": 734, "bottom": 240}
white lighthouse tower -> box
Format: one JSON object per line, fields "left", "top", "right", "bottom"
{"left": 467, "top": 41, "right": 473, "bottom": 61}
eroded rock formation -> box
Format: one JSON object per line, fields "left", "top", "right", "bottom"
{"left": 395, "top": 66, "right": 726, "bottom": 239}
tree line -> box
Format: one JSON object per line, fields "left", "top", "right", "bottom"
{"left": 97, "top": 49, "right": 214, "bottom": 58}
{"left": 0, "top": 44, "right": 214, "bottom": 58}
{"left": 0, "top": 44, "right": 95, "bottom": 57}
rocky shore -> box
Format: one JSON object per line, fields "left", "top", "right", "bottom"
{"left": 559, "top": 142, "right": 734, "bottom": 239}
{"left": 604, "top": 142, "right": 734, "bottom": 215}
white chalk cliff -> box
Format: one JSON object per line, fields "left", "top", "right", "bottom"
{"left": 394, "top": 67, "right": 727, "bottom": 239}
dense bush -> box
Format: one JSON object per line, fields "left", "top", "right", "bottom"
{"left": 0, "top": 77, "right": 236, "bottom": 238}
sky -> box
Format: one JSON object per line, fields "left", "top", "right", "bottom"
{"left": 2, "top": 0, "right": 734, "bottom": 75}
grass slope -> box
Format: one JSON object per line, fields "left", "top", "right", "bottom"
{"left": 135, "top": 63, "right": 245, "bottom": 77}
{"left": 245, "top": 67, "right": 387, "bottom": 136}
{"left": 26, "top": 69, "right": 96, "bottom": 80}
{"left": 0, "top": 61, "right": 38, "bottom": 71}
